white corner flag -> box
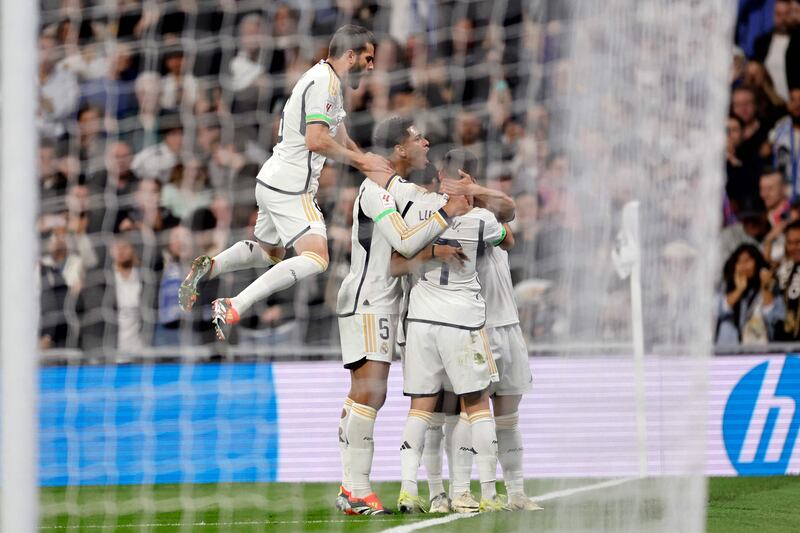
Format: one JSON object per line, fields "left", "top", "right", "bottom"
{"left": 612, "top": 201, "right": 641, "bottom": 280}
{"left": 612, "top": 200, "right": 648, "bottom": 477}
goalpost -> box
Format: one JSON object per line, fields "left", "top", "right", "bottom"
{"left": 16, "top": 0, "right": 737, "bottom": 530}
{"left": 1, "top": 0, "right": 40, "bottom": 531}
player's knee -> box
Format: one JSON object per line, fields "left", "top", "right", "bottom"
{"left": 301, "top": 251, "right": 329, "bottom": 273}
{"left": 258, "top": 242, "right": 285, "bottom": 262}
{"left": 461, "top": 389, "right": 489, "bottom": 410}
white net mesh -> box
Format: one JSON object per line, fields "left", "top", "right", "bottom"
{"left": 34, "top": 0, "right": 735, "bottom": 530}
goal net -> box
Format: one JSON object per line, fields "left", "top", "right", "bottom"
{"left": 23, "top": 0, "right": 735, "bottom": 530}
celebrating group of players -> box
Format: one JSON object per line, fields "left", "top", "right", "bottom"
{"left": 177, "top": 24, "right": 540, "bottom": 515}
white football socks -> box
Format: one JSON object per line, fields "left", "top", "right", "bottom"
{"left": 450, "top": 412, "right": 474, "bottom": 496}
{"left": 231, "top": 251, "right": 327, "bottom": 314}
{"left": 423, "top": 412, "right": 446, "bottom": 498}
{"left": 400, "top": 409, "right": 431, "bottom": 497}
{"left": 469, "top": 410, "right": 498, "bottom": 501}
{"left": 443, "top": 414, "right": 459, "bottom": 495}
{"left": 346, "top": 402, "right": 377, "bottom": 498}
{"left": 495, "top": 412, "right": 525, "bottom": 496}
{"left": 339, "top": 398, "right": 354, "bottom": 492}
{"left": 209, "top": 240, "right": 280, "bottom": 279}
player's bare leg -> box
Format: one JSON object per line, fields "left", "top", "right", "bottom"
{"left": 179, "top": 241, "right": 284, "bottom": 311}
{"left": 398, "top": 395, "right": 438, "bottom": 513}
{"left": 462, "top": 390, "right": 506, "bottom": 512}
{"left": 492, "top": 394, "right": 542, "bottom": 511}
{"left": 339, "top": 359, "right": 391, "bottom": 514}
{"left": 213, "top": 234, "right": 328, "bottom": 340}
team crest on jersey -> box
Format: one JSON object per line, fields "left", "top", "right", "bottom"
{"left": 474, "top": 352, "right": 485, "bottom": 365}
{"left": 380, "top": 342, "right": 389, "bottom": 354}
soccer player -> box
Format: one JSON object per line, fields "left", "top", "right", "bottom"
{"left": 335, "top": 117, "right": 470, "bottom": 515}
{"left": 392, "top": 149, "right": 514, "bottom": 513}
{"left": 391, "top": 153, "right": 516, "bottom": 513}
{"left": 177, "top": 24, "right": 393, "bottom": 340}
{"left": 440, "top": 175, "right": 543, "bottom": 511}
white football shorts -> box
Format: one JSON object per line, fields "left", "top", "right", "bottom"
{"left": 403, "top": 322, "right": 498, "bottom": 396}
{"left": 253, "top": 182, "right": 327, "bottom": 249}
{"left": 488, "top": 324, "right": 533, "bottom": 396}
{"left": 338, "top": 313, "right": 398, "bottom": 368}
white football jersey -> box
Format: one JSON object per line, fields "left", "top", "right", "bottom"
{"left": 337, "top": 177, "right": 450, "bottom": 317}
{"left": 477, "top": 243, "right": 519, "bottom": 328}
{"left": 258, "top": 61, "right": 346, "bottom": 195}
{"left": 407, "top": 207, "right": 506, "bottom": 330}
{"left": 391, "top": 181, "right": 447, "bottom": 345}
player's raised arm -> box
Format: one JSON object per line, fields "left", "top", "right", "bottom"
{"left": 365, "top": 187, "right": 470, "bottom": 258}
{"left": 440, "top": 171, "right": 517, "bottom": 223}
{"left": 306, "top": 124, "right": 391, "bottom": 173}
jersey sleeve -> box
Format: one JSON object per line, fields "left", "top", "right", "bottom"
{"left": 482, "top": 211, "right": 507, "bottom": 246}
{"left": 303, "top": 72, "right": 339, "bottom": 128}
{"left": 363, "top": 185, "right": 451, "bottom": 258}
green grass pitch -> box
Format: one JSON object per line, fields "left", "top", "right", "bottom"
{"left": 39, "top": 476, "right": 800, "bottom": 531}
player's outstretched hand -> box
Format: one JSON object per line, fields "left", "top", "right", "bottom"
{"left": 443, "top": 194, "right": 471, "bottom": 218}
{"left": 357, "top": 152, "right": 394, "bottom": 174}
{"left": 435, "top": 245, "right": 468, "bottom": 269}
{"left": 440, "top": 172, "right": 476, "bottom": 196}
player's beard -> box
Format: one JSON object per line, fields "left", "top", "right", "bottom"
{"left": 348, "top": 67, "right": 363, "bottom": 90}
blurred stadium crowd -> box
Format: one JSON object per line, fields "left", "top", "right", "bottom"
{"left": 34, "top": 0, "right": 800, "bottom": 356}
{"left": 720, "top": 0, "right": 800, "bottom": 346}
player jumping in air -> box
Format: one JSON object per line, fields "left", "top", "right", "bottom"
{"left": 334, "top": 117, "right": 471, "bottom": 515}
{"left": 177, "top": 25, "right": 393, "bottom": 340}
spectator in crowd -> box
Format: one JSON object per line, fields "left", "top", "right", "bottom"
{"left": 720, "top": 197, "right": 771, "bottom": 265}
{"left": 752, "top": 0, "right": 799, "bottom": 101}
{"left": 116, "top": 178, "right": 180, "bottom": 234}
{"left": 79, "top": 234, "right": 163, "bottom": 355}
{"left": 161, "top": 161, "right": 213, "bottom": 220}
{"left": 774, "top": 219, "right": 800, "bottom": 340}
{"left": 160, "top": 47, "right": 199, "bottom": 111}
{"left": 743, "top": 60, "right": 787, "bottom": 128}
{"left": 111, "top": 237, "right": 146, "bottom": 352}
{"left": 38, "top": 34, "right": 80, "bottom": 138}
{"left": 769, "top": 87, "right": 800, "bottom": 192}
{"left": 715, "top": 244, "right": 783, "bottom": 345}
{"left": 39, "top": 227, "right": 85, "bottom": 349}
{"left": 759, "top": 168, "right": 791, "bottom": 226}
{"left": 154, "top": 225, "right": 193, "bottom": 346}
{"left": 226, "top": 14, "right": 269, "bottom": 114}
{"left": 731, "top": 86, "right": 771, "bottom": 163}
{"left": 131, "top": 116, "right": 184, "bottom": 182}
{"left": 86, "top": 140, "right": 140, "bottom": 200}
{"left": 726, "top": 113, "right": 762, "bottom": 219}
{"left": 76, "top": 105, "right": 106, "bottom": 175}
{"left": 40, "top": 139, "right": 69, "bottom": 209}
{"left": 79, "top": 42, "right": 138, "bottom": 124}
{"left": 126, "top": 71, "right": 162, "bottom": 151}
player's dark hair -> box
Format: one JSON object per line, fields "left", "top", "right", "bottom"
{"left": 372, "top": 116, "right": 414, "bottom": 156}
{"left": 328, "top": 24, "right": 375, "bottom": 57}
{"left": 441, "top": 149, "right": 478, "bottom": 180}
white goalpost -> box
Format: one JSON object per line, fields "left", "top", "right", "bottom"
{"left": 1, "top": 0, "right": 40, "bottom": 531}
